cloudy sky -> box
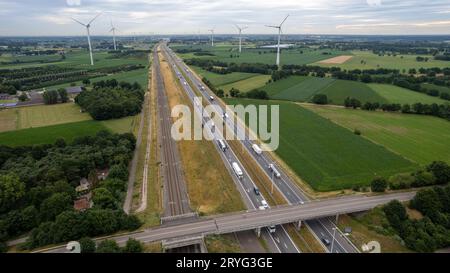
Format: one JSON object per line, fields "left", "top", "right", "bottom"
{"left": 0, "top": 0, "right": 450, "bottom": 36}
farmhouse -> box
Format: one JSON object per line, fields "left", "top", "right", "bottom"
{"left": 65, "top": 86, "right": 83, "bottom": 95}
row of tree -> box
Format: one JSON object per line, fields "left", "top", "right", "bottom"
{"left": 367, "top": 161, "right": 450, "bottom": 193}
{"left": 43, "top": 88, "right": 69, "bottom": 104}
{"left": 75, "top": 80, "right": 145, "bottom": 120}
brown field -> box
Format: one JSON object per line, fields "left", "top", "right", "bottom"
{"left": 318, "top": 55, "right": 353, "bottom": 64}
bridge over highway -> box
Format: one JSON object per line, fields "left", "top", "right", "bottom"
{"left": 40, "top": 191, "right": 414, "bottom": 253}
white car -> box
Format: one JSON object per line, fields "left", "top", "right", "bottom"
{"left": 261, "top": 200, "right": 269, "bottom": 209}
{"left": 209, "top": 96, "right": 214, "bottom": 101}
{"left": 268, "top": 225, "right": 276, "bottom": 233}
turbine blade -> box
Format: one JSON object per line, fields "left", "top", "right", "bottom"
{"left": 71, "top": 17, "right": 86, "bottom": 27}
{"left": 279, "top": 14, "right": 290, "bottom": 27}
{"left": 265, "top": 25, "right": 279, "bottom": 28}
{"left": 88, "top": 12, "right": 103, "bottom": 25}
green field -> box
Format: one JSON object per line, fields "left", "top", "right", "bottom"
{"left": 317, "top": 50, "right": 450, "bottom": 71}
{"left": 305, "top": 104, "right": 450, "bottom": 165}
{"left": 225, "top": 98, "right": 416, "bottom": 191}
{"left": 421, "top": 83, "right": 450, "bottom": 96}
{"left": 191, "top": 66, "right": 258, "bottom": 86}
{"left": 263, "top": 76, "right": 336, "bottom": 101}
{"left": 369, "top": 84, "right": 448, "bottom": 105}
{"left": 175, "top": 44, "right": 349, "bottom": 66}
{"left": 0, "top": 117, "right": 135, "bottom": 147}
{"left": 218, "top": 75, "right": 271, "bottom": 93}
{"left": 260, "top": 76, "right": 387, "bottom": 105}
{"left": 0, "top": 103, "right": 92, "bottom": 133}
{"left": 320, "top": 80, "right": 388, "bottom": 105}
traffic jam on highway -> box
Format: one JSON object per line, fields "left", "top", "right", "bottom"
{"left": 162, "top": 44, "right": 357, "bottom": 253}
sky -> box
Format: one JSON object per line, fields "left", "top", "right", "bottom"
{"left": 0, "top": 0, "right": 450, "bottom": 36}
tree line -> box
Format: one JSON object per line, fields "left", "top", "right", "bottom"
{"left": 0, "top": 131, "right": 141, "bottom": 251}
{"left": 75, "top": 80, "right": 145, "bottom": 120}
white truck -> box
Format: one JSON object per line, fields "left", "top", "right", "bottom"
{"left": 252, "top": 144, "right": 262, "bottom": 155}
{"left": 268, "top": 164, "right": 281, "bottom": 178}
{"left": 217, "top": 139, "right": 227, "bottom": 151}
{"left": 232, "top": 162, "right": 243, "bottom": 179}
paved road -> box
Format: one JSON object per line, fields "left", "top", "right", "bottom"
{"left": 163, "top": 45, "right": 359, "bottom": 253}
{"left": 39, "top": 191, "right": 415, "bottom": 253}
{"left": 154, "top": 46, "right": 191, "bottom": 217}
{"left": 161, "top": 46, "right": 298, "bottom": 253}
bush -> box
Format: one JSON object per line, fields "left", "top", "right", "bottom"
{"left": 79, "top": 237, "right": 96, "bottom": 253}
{"left": 388, "top": 173, "right": 415, "bottom": 190}
{"left": 123, "top": 238, "right": 143, "bottom": 253}
{"left": 371, "top": 177, "right": 388, "bottom": 192}
{"left": 96, "top": 240, "right": 121, "bottom": 253}
{"left": 427, "top": 161, "right": 450, "bottom": 185}
{"left": 354, "top": 129, "right": 362, "bottom": 136}
{"left": 312, "top": 94, "right": 328, "bottom": 105}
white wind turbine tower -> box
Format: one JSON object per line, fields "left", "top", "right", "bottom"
{"left": 265, "top": 14, "right": 289, "bottom": 68}
{"left": 208, "top": 29, "right": 215, "bottom": 47}
{"left": 235, "top": 25, "right": 248, "bottom": 53}
{"left": 71, "top": 12, "right": 103, "bottom": 66}
{"left": 110, "top": 20, "right": 118, "bottom": 51}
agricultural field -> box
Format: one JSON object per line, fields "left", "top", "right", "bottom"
{"left": 303, "top": 104, "right": 450, "bottom": 165}
{"left": 321, "top": 80, "right": 387, "bottom": 105}
{"left": 174, "top": 44, "right": 349, "bottom": 65}
{"left": 369, "top": 84, "right": 449, "bottom": 105}
{"left": 225, "top": 98, "right": 416, "bottom": 191}
{"left": 317, "top": 50, "right": 450, "bottom": 71}
{"left": 260, "top": 76, "right": 387, "bottom": 105}
{"left": 0, "top": 103, "right": 91, "bottom": 133}
{"left": 421, "top": 83, "right": 450, "bottom": 95}
{"left": 218, "top": 74, "right": 271, "bottom": 93}
{"left": 46, "top": 68, "right": 149, "bottom": 90}
{"left": 190, "top": 65, "right": 258, "bottom": 86}
{"left": 0, "top": 117, "right": 136, "bottom": 147}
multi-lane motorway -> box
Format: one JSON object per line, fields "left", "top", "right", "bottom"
{"left": 39, "top": 191, "right": 415, "bottom": 253}
{"left": 161, "top": 45, "right": 299, "bottom": 253}
{"left": 162, "top": 44, "right": 358, "bottom": 253}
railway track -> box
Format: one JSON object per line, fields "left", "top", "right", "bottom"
{"left": 153, "top": 46, "right": 191, "bottom": 217}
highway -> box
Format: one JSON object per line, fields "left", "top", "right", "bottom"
{"left": 39, "top": 191, "right": 415, "bottom": 253}
{"left": 163, "top": 45, "right": 358, "bottom": 253}
{"left": 160, "top": 46, "right": 298, "bottom": 253}
{"left": 154, "top": 46, "right": 191, "bottom": 217}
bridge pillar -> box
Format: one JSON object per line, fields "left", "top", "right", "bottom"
{"left": 296, "top": 220, "right": 302, "bottom": 231}
{"left": 255, "top": 227, "right": 261, "bottom": 238}
{"left": 335, "top": 214, "right": 339, "bottom": 224}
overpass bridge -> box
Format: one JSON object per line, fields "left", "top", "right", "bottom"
{"left": 40, "top": 192, "right": 414, "bottom": 253}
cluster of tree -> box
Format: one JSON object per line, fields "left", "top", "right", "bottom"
{"left": 106, "top": 50, "right": 149, "bottom": 59}
{"left": 201, "top": 77, "right": 224, "bottom": 98}
{"left": 43, "top": 88, "right": 68, "bottom": 104}
{"left": 387, "top": 161, "right": 450, "bottom": 190}
{"left": 416, "top": 56, "right": 430, "bottom": 62}
{"left": 79, "top": 237, "right": 144, "bottom": 253}
{"left": 227, "top": 88, "right": 269, "bottom": 100}
{"left": 312, "top": 94, "right": 328, "bottom": 105}
{"left": 75, "top": 80, "right": 144, "bottom": 120}
{"left": 343, "top": 97, "right": 450, "bottom": 121}
{"left": 383, "top": 185, "right": 450, "bottom": 252}
{"left": 0, "top": 83, "right": 17, "bottom": 95}
{"left": 434, "top": 54, "right": 450, "bottom": 61}
{"left": 0, "top": 131, "right": 139, "bottom": 251}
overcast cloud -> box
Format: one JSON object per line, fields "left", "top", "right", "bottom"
{"left": 0, "top": 0, "right": 449, "bottom": 36}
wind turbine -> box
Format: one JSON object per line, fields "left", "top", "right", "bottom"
{"left": 208, "top": 29, "right": 215, "bottom": 47}
{"left": 72, "top": 12, "right": 103, "bottom": 66}
{"left": 110, "top": 20, "right": 118, "bottom": 51}
{"left": 265, "top": 14, "right": 289, "bottom": 68}
{"left": 235, "top": 25, "right": 248, "bottom": 53}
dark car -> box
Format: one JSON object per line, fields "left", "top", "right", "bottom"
{"left": 321, "top": 238, "right": 331, "bottom": 246}
{"left": 254, "top": 187, "right": 261, "bottom": 195}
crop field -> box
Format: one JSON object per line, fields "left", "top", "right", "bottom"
{"left": 317, "top": 50, "right": 450, "bottom": 70}
{"left": 190, "top": 65, "right": 259, "bottom": 86}
{"left": 421, "top": 83, "right": 450, "bottom": 96}
{"left": 174, "top": 44, "right": 349, "bottom": 65}
{"left": 369, "top": 84, "right": 449, "bottom": 105}
{"left": 0, "top": 117, "right": 136, "bottom": 147}
{"left": 218, "top": 74, "right": 271, "bottom": 93}
{"left": 262, "top": 76, "right": 336, "bottom": 101}
{"left": 0, "top": 103, "right": 91, "bottom": 133}
{"left": 46, "top": 68, "right": 149, "bottom": 90}
{"left": 320, "top": 80, "right": 387, "bottom": 105}
{"left": 304, "top": 104, "right": 450, "bottom": 165}
{"left": 225, "top": 98, "right": 416, "bottom": 191}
